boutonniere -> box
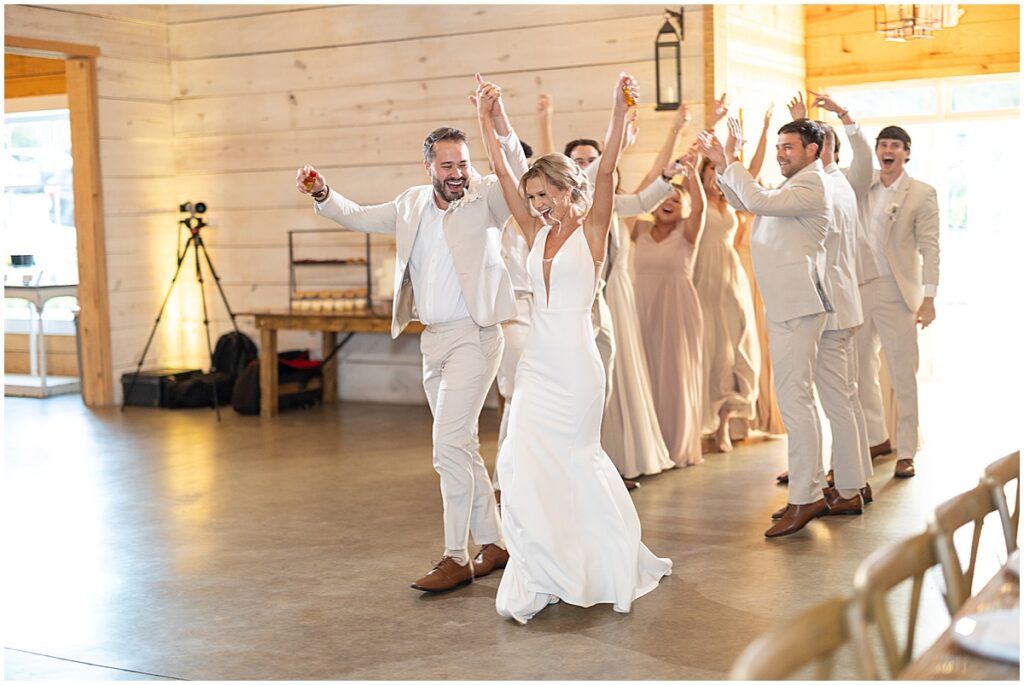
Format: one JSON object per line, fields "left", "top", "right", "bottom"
{"left": 448, "top": 175, "right": 484, "bottom": 210}
{"left": 887, "top": 203, "right": 900, "bottom": 219}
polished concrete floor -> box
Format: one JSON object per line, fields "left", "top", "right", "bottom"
{"left": 2, "top": 383, "right": 1017, "bottom": 680}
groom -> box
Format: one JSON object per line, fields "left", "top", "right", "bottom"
{"left": 296, "top": 75, "right": 528, "bottom": 592}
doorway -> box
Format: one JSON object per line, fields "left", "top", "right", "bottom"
{"left": 4, "top": 38, "right": 113, "bottom": 406}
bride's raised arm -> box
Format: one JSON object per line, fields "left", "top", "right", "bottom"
{"left": 474, "top": 81, "right": 540, "bottom": 245}
{"left": 585, "top": 73, "right": 635, "bottom": 259}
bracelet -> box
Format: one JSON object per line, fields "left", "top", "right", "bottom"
{"left": 661, "top": 172, "right": 674, "bottom": 183}
{"left": 312, "top": 185, "right": 330, "bottom": 202}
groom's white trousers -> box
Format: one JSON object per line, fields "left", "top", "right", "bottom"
{"left": 420, "top": 318, "right": 505, "bottom": 561}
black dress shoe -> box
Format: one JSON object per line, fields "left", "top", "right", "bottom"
{"left": 776, "top": 471, "right": 789, "bottom": 484}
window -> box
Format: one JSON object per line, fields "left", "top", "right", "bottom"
{"left": 4, "top": 104, "right": 77, "bottom": 329}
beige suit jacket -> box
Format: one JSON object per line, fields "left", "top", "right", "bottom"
{"left": 844, "top": 124, "right": 940, "bottom": 312}
{"left": 316, "top": 132, "right": 528, "bottom": 338}
{"left": 717, "top": 160, "right": 832, "bottom": 324}
{"left": 822, "top": 163, "right": 864, "bottom": 331}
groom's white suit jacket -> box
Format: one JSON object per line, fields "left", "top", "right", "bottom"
{"left": 316, "top": 132, "right": 529, "bottom": 338}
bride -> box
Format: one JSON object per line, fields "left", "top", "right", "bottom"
{"left": 475, "top": 73, "right": 672, "bottom": 624}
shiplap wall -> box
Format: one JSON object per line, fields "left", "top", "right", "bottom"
{"left": 7, "top": 4, "right": 707, "bottom": 405}
{"left": 710, "top": 4, "right": 806, "bottom": 187}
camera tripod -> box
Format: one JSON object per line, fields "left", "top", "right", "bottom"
{"left": 122, "top": 205, "right": 239, "bottom": 420}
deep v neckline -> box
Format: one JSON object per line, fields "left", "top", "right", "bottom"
{"left": 541, "top": 225, "right": 583, "bottom": 308}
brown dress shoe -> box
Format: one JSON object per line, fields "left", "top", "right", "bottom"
{"left": 823, "top": 487, "right": 864, "bottom": 515}
{"left": 894, "top": 459, "right": 916, "bottom": 478}
{"left": 861, "top": 483, "right": 873, "bottom": 504}
{"left": 771, "top": 503, "right": 790, "bottom": 520}
{"left": 410, "top": 556, "right": 473, "bottom": 592}
{"left": 622, "top": 477, "right": 640, "bottom": 490}
{"left": 870, "top": 439, "right": 893, "bottom": 460}
{"left": 472, "top": 543, "right": 509, "bottom": 578}
{"left": 765, "top": 499, "right": 828, "bottom": 538}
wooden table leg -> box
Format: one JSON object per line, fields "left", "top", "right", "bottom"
{"left": 260, "top": 328, "right": 278, "bottom": 417}
{"left": 322, "top": 331, "right": 338, "bottom": 406}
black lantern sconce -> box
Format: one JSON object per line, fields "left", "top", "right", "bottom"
{"left": 655, "top": 7, "right": 684, "bottom": 111}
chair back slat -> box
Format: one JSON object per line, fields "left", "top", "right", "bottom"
{"left": 851, "top": 531, "right": 941, "bottom": 679}
{"left": 984, "top": 451, "right": 1020, "bottom": 550}
{"left": 930, "top": 482, "right": 1001, "bottom": 613}
{"left": 729, "top": 596, "right": 854, "bottom": 680}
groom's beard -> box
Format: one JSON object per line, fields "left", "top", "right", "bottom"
{"left": 433, "top": 175, "right": 466, "bottom": 203}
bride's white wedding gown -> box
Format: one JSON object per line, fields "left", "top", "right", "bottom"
{"left": 495, "top": 224, "right": 672, "bottom": 625}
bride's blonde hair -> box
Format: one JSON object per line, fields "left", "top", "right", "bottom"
{"left": 518, "top": 153, "right": 592, "bottom": 217}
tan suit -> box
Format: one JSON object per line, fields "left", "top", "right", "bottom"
{"left": 817, "top": 164, "right": 870, "bottom": 493}
{"left": 314, "top": 131, "right": 528, "bottom": 561}
{"left": 718, "top": 160, "right": 832, "bottom": 504}
{"left": 845, "top": 124, "right": 940, "bottom": 461}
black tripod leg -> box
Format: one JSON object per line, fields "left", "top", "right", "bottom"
{"left": 122, "top": 237, "right": 195, "bottom": 411}
{"left": 193, "top": 243, "right": 221, "bottom": 422}
{"left": 195, "top": 235, "right": 240, "bottom": 334}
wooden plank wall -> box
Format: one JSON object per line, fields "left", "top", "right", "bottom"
{"left": 165, "top": 4, "right": 708, "bottom": 404}
{"left": 806, "top": 4, "right": 1020, "bottom": 87}
{"left": 709, "top": 4, "right": 806, "bottom": 185}
{"left": 7, "top": 4, "right": 708, "bottom": 405}
{"left": 5, "top": 334, "right": 79, "bottom": 376}
{"left": 6, "top": 4, "right": 176, "bottom": 402}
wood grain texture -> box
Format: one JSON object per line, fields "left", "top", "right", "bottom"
{"left": 805, "top": 4, "right": 1020, "bottom": 86}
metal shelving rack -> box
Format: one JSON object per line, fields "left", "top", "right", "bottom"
{"left": 288, "top": 229, "right": 372, "bottom": 312}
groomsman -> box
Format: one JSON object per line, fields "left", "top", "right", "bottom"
{"left": 701, "top": 120, "right": 833, "bottom": 537}
{"left": 817, "top": 96, "right": 940, "bottom": 478}
{"left": 771, "top": 94, "right": 874, "bottom": 515}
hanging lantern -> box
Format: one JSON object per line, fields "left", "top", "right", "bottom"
{"left": 655, "top": 10, "right": 683, "bottom": 111}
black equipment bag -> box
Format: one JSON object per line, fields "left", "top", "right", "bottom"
{"left": 231, "top": 350, "right": 323, "bottom": 416}
{"left": 162, "top": 331, "right": 259, "bottom": 409}
{"left": 212, "top": 331, "right": 258, "bottom": 379}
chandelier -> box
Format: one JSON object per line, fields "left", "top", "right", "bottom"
{"left": 874, "top": 4, "right": 964, "bottom": 41}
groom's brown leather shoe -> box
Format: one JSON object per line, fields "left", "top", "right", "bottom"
{"left": 861, "top": 483, "right": 873, "bottom": 504}
{"left": 765, "top": 499, "right": 828, "bottom": 538}
{"left": 870, "top": 439, "right": 893, "bottom": 460}
{"left": 822, "top": 487, "right": 864, "bottom": 515}
{"left": 472, "top": 543, "right": 509, "bottom": 578}
{"left": 623, "top": 477, "right": 640, "bottom": 490}
{"left": 894, "top": 459, "right": 916, "bottom": 478}
{"left": 772, "top": 503, "right": 789, "bottom": 520}
{"left": 410, "top": 556, "right": 473, "bottom": 592}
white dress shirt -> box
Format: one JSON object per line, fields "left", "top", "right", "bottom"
{"left": 407, "top": 199, "right": 470, "bottom": 325}
{"left": 865, "top": 172, "right": 904, "bottom": 279}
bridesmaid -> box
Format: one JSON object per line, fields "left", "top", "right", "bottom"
{"left": 632, "top": 151, "right": 707, "bottom": 467}
{"left": 693, "top": 154, "right": 761, "bottom": 453}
